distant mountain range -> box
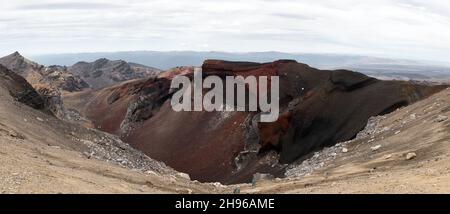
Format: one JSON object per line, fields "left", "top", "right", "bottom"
{"left": 30, "top": 51, "right": 450, "bottom": 81}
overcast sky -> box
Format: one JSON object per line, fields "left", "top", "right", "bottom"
{"left": 1, "top": 0, "right": 450, "bottom": 62}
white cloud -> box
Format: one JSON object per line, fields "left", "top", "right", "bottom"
{"left": 1, "top": 0, "right": 450, "bottom": 62}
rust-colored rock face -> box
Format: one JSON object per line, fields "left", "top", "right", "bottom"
{"left": 76, "top": 60, "right": 446, "bottom": 184}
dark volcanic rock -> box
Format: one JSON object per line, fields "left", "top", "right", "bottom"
{"left": 69, "top": 58, "right": 161, "bottom": 89}
{"left": 76, "top": 60, "right": 446, "bottom": 184}
{"left": 119, "top": 78, "right": 172, "bottom": 135}
{"left": 33, "top": 85, "right": 67, "bottom": 119}
{"left": 42, "top": 65, "right": 89, "bottom": 92}
{"left": 275, "top": 78, "right": 436, "bottom": 163}
{"left": 0, "top": 64, "right": 45, "bottom": 110}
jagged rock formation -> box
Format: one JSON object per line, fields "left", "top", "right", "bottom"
{"left": 0, "top": 52, "right": 89, "bottom": 119}
{"left": 0, "top": 52, "right": 45, "bottom": 85}
{"left": 33, "top": 84, "right": 67, "bottom": 119}
{"left": 0, "top": 64, "right": 45, "bottom": 110}
{"left": 41, "top": 65, "right": 90, "bottom": 92}
{"left": 0, "top": 52, "right": 161, "bottom": 121}
{"left": 0, "top": 52, "right": 161, "bottom": 92}
{"left": 69, "top": 58, "right": 161, "bottom": 89}
{"left": 65, "top": 60, "right": 447, "bottom": 184}
{"left": 0, "top": 52, "right": 88, "bottom": 92}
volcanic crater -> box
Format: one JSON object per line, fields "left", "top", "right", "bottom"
{"left": 62, "top": 59, "right": 447, "bottom": 184}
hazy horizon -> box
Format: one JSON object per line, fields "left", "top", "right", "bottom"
{"left": 16, "top": 50, "right": 450, "bottom": 74}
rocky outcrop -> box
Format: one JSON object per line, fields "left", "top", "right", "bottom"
{"left": 0, "top": 52, "right": 161, "bottom": 92}
{"left": 157, "top": 66, "right": 195, "bottom": 79}
{"left": 119, "top": 78, "right": 172, "bottom": 135}
{"left": 42, "top": 65, "right": 89, "bottom": 92}
{"left": 0, "top": 52, "right": 91, "bottom": 120}
{"left": 0, "top": 52, "right": 89, "bottom": 93}
{"left": 33, "top": 84, "right": 67, "bottom": 119}
{"left": 0, "top": 52, "right": 43, "bottom": 74}
{"left": 69, "top": 58, "right": 161, "bottom": 89}
{"left": 0, "top": 64, "right": 45, "bottom": 110}
{"left": 0, "top": 52, "right": 45, "bottom": 85}
{"left": 73, "top": 60, "right": 447, "bottom": 184}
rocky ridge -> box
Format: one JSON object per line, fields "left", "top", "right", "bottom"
{"left": 69, "top": 58, "right": 161, "bottom": 89}
{"left": 0, "top": 52, "right": 162, "bottom": 122}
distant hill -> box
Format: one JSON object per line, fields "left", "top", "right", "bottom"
{"left": 31, "top": 51, "right": 385, "bottom": 69}
{"left": 69, "top": 58, "right": 161, "bottom": 89}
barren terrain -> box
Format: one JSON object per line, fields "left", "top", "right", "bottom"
{"left": 1, "top": 58, "right": 450, "bottom": 193}
{"left": 2, "top": 84, "right": 450, "bottom": 193}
